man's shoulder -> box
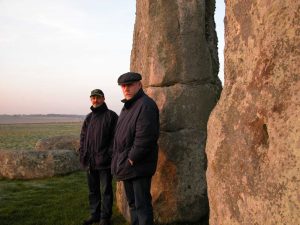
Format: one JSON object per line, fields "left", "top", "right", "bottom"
{"left": 140, "top": 94, "right": 158, "bottom": 109}
{"left": 82, "top": 112, "right": 93, "bottom": 124}
{"left": 107, "top": 109, "right": 118, "bottom": 118}
{"left": 85, "top": 112, "right": 92, "bottom": 119}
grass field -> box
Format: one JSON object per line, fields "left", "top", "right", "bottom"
{"left": 0, "top": 122, "right": 129, "bottom": 225}
{"left": 0, "top": 123, "right": 82, "bottom": 150}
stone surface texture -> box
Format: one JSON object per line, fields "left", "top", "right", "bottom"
{"left": 116, "top": 0, "right": 222, "bottom": 223}
{"left": 35, "top": 135, "right": 80, "bottom": 151}
{"left": 0, "top": 150, "right": 80, "bottom": 179}
{"left": 206, "top": 1, "right": 300, "bottom": 225}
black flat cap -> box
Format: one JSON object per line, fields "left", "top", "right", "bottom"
{"left": 118, "top": 72, "right": 142, "bottom": 85}
{"left": 90, "top": 89, "right": 104, "bottom": 97}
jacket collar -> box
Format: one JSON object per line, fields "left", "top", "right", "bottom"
{"left": 90, "top": 102, "right": 108, "bottom": 114}
{"left": 122, "top": 88, "right": 144, "bottom": 109}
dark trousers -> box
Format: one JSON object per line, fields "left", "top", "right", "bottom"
{"left": 87, "top": 168, "right": 113, "bottom": 220}
{"left": 123, "top": 177, "right": 153, "bottom": 225}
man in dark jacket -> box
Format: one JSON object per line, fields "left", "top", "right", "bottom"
{"left": 112, "top": 72, "right": 160, "bottom": 225}
{"left": 79, "top": 89, "right": 118, "bottom": 225}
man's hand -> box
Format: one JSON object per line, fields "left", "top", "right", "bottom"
{"left": 128, "top": 159, "right": 134, "bottom": 166}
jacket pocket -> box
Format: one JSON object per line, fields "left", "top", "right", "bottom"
{"left": 116, "top": 151, "right": 132, "bottom": 175}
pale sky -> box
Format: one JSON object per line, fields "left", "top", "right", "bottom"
{"left": 0, "top": 0, "right": 225, "bottom": 115}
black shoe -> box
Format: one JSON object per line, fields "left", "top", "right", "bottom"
{"left": 99, "top": 219, "right": 111, "bottom": 225}
{"left": 82, "top": 217, "right": 100, "bottom": 225}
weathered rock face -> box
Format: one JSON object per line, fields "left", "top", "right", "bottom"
{"left": 206, "top": 1, "right": 300, "bottom": 225}
{"left": 116, "top": 0, "right": 222, "bottom": 223}
{"left": 0, "top": 150, "right": 80, "bottom": 179}
{"left": 35, "top": 135, "right": 80, "bottom": 151}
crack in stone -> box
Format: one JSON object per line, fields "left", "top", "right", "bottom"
{"left": 160, "top": 128, "right": 201, "bottom": 133}
{"left": 145, "top": 79, "right": 222, "bottom": 88}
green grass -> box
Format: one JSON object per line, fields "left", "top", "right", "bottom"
{"left": 0, "top": 123, "right": 129, "bottom": 225}
{"left": 0, "top": 172, "right": 128, "bottom": 225}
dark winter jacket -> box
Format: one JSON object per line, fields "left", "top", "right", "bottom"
{"left": 79, "top": 103, "right": 118, "bottom": 170}
{"left": 111, "top": 89, "right": 160, "bottom": 180}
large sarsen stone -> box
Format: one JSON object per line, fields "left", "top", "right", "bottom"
{"left": 116, "top": 0, "right": 222, "bottom": 223}
{"left": 206, "top": 1, "right": 300, "bottom": 225}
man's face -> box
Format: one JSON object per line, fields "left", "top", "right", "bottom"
{"left": 121, "top": 81, "right": 141, "bottom": 100}
{"left": 90, "top": 96, "right": 104, "bottom": 107}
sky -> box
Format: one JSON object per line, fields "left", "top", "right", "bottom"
{"left": 0, "top": 0, "right": 225, "bottom": 115}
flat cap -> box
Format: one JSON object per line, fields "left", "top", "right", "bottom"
{"left": 90, "top": 89, "right": 104, "bottom": 97}
{"left": 118, "top": 72, "right": 142, "bottom": 85}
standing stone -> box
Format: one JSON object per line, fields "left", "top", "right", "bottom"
{"left": 116, "top": 0, "right": 222, "bottom": 223}
{"left": 35, "top": 135, "right": 80, "bottom": 152}
{"left": 206, "top": 1, "right": 300, "bottom": 225}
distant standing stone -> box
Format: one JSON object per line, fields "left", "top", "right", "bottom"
{"left": 35, "top": 135, "right": 80, "bottom": 151}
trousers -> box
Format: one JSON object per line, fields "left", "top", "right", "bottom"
{"left": 87, "top": 168, "right": 113, "bottom": 219}
{"left": 123, "top": 177, "right": 153, "bottom": 225}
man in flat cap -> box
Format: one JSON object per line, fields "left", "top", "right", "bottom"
{"left": 112, "top": 72, "right": 160, "bottom": 225}
{"left": 79, "top": 89, "right": 118, "bottom": 225}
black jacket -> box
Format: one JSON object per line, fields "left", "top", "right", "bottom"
{"left": 112, "top": 89, "right": 160, "bottom": 180}
{"left": 79, "top": 103, "right": 118, "bottom": 170}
